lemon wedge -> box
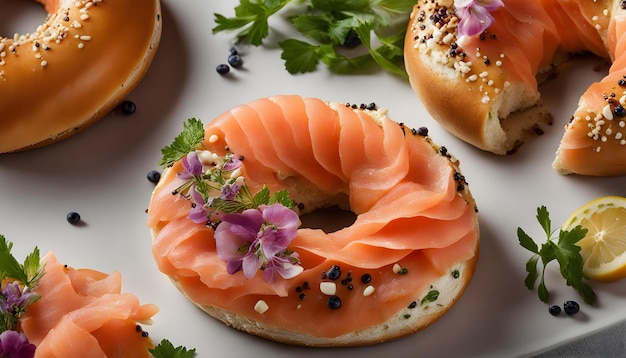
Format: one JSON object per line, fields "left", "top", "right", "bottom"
{"left": 562, "top": 196, "right": 626, "bottom": 282}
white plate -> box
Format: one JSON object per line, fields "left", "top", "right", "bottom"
{"left": 2, "top": 1, "right": 626, "bottom": 357}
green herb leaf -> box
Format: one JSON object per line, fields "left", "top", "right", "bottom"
{"left": 159, "top": 118, "right": 205, "bottom": 167}
{"left": 353, "top": 20, "right": 408, "bottom": 80}
{"left": 517, "top": 227, "right": 539, "bottom": 254}
{"left": 213, "top": 0, "right": 413, "bottom": 78}
{"left": 212, "top": 0, "right": 291, "bottom": 46}
{"left": 149, "top": 339, "right": 196, "bottom": 358}
{"left": 270, "top": 189, "right": 295, "bottom": 208}
{"left": 279, "top": 39, "right": 322, "bottom": 74}
{"left": 517, "top": 206, "right": 596, "bottom": 304}
{"left": 0, "top": 235, "right": 45, "bottom": 288}
{"left": 252, "top": 186, "right": 271, "bottom": 208}
{"left": 420, "top": 289, "right": 439, "bottom": 306}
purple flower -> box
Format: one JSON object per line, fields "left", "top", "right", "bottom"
{"left": 215, "top": 204, "right": 301, "bottom": 281}
{"left": 222, "top": 154, "right": 242, "bottom": 171}
{"left": 454, "top": 0, "right": 504, "bottom": 38}
{"left": 220, "top": 183, "right": 241, "bottom": 201}
{"left": 177, "top": 152, "right": 203, "bottom": 180}
{"left": 188, "top": 184, "right": 213, "bottom": 224}
{"left": 262, "top": 252, "right": 303, "bottom": 282}
{"left": 0, "top": 331, "right": 36, "bottom": 358}
{"left": 0, "top": 282, "right": 34, "bottom": 316}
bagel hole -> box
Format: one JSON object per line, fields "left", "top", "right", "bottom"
{"left": 299, "top": 206, "right": 357, "bottom": 233}
{"left": 0, "top": 0, "right": 48, "bottom": 38}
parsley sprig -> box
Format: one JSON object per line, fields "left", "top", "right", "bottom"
{"left": 149, "top": 339, "right": 196, "bottom": 358}
{"left": 159, "top": 118, "right": 205, "bottom": 167}
{"left": 212, "top": 0, "right": 414, "bottom": 78}
{"left": 0, "top": 235, "right": 44, "bottom": 289}
{"left": 517, "top": 206, "right": 596, "bottom": 305}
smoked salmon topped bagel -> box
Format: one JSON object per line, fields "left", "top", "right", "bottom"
{"left": 405, "top": 0, "right": 626, "bottom": 175}
{"left": 0, "top": 0, "right": 162, "bottom": 153}
{"left": 147, "top": 95, "right": 479, "bottom": 346}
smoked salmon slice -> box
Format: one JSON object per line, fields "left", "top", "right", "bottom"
{"left": 20, "top": 252, "right": 159, "bottom": 357}
{"left": 147, "top": 95, "right": 480, "bottom": 345}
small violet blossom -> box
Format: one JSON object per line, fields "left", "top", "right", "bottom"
{"left": 214, "top": 203, "right": 303, "bottom": 282}
{"left": 188, "top": 184, "right": 213, "bottom": 224}
{"left": 0, "top": 331, "right": 36, "bottom": 358}
{"left": 177, "top": 152, "right": 203, "bottom": 180}
{"left": 220, "top": 183, "right": 241, "bottom": 201}
{"left": 454, "top": 0, "right": 504, "bottom": 38}
{"left": 0, "top": 282, "right": 34, "bottom": 316}
{"left": 222, "top": 154, "right": 243, "bottom": 172}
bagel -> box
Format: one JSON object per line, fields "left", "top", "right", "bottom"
{"left": 405, "top": 0, "right": 626, "bottom": 176}
{"left": 0, "top": 0, "right": 162, "bottom": 153}
{"left": 147, "top": 95, "right": 479, "bottom": 346}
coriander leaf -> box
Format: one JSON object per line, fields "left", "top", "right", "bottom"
{"left": 310, "top": 0, "right": 371, "bottom": 13}
{"left": 149, "top": 339, "right": 196, "bottom": 358}
{"left": 536, "top": 205, "right": 552, "bottom": 237}
{"left": 279, "top": 39, "right": 321, "bottom": 74}
{"left": 524, "top": 255, "right": 539, "bottom": 290}
{"left": 538, "top": 274, "right": 549, "bottom": 303}
{"left": 518, "top": 227, "right": 539, "bottom": 254}
{"left": 23, "top": 246, "right": 45, "bottom": 288}
{"left": 269, "top": 189, "right": 295, "bottom": 208}
{"left": 212, "top": 0, "right": 291, "bottom": 46}
{"left": 291, "top": 14, "right": 335, "bottom": 44}
{"left": 517, "top": 206, "right": 597, "bottom": 305}
{"left": 353, "top": 21, "right": 408, "bottom": 80}
{"left": 0, "top": 235, "right": 45, "bottom": 289}
{"left": 252, "top": 186, "right": 271, "bottom": 207}
{"left": 370, "top": 0, "right": 416, "bottom": 15}
{"left": 159, "top": 118, "right": 205, "bottom": 167}
{"left": 0, "top": 236, "right": 30, "bottom": 285}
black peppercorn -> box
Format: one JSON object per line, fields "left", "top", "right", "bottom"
{"left": 119, "top": 100, "right": 136, "bottom": 115}
{"left": 216, "top": 64, "right": 230, "bottom": 74}
{"left": 327, "top": 295, "right": 342, "bottom": 309}
{"left": 361, "top": 273, "right": 372, "bottom": 284}
{"left": 146, "top": 170, "right": 161, "bottom": 184}
{"left": 326, "top": 265, "right": 342, "bottom": 280}
{"left": 548, "top": 305, "right": 561, "bottom": 316}
{"left": 66, "top": 212, "right": 81, "bottom": 224}
{"left": 563, "top": 301, "right": 580, "bottom": 315}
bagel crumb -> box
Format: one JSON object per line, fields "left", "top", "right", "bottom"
{"left": 254, "top": 300, "right": 269, "bottom": 314}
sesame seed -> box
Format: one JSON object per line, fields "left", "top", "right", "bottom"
{"left": 209, "top": 134, "right": 219, "bottom": 143}
{"left": 392, "top": 263, "right": 402, "bottom": 274}
{"left": 80, "top": 14, "right": 89, "bottom": 21}
{"left": 363, "top": 285, "right": 375, "bottom": 297}
{"left": 79, "top": 35, "right": 91, "bottom": 41}
{"left": 40, "top": 60, "right": 48, "bottom": 67}
{"left": 603, "top": 105, "right": 614, "bottom": 120}
{"left": 254, "top": 300, "right": 269, "bottom": 314}
{"left": 78, "top": 43, "right": 84, "bottom": 49}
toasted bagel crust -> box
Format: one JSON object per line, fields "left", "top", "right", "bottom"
{"left": 0, "top": 0, "right": 162, "bottom": 153}
{"left": 405, "top": 0, "right": 626, "bottom": 175}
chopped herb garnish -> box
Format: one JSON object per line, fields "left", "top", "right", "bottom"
{"left": 0, "top": 235, "right": 44, "bottom": 289}
{"left": 160, "top": 120, "right": 302, "bottom": 283}
{"left": 159, "top": 118, "right": 205, "bottom": 167}
{"left": 0, "top": 235, "right": 44, "bottom": 346}
{"left": 420, "top": 290, "right": 439, "bottom": 306}
{"left": 517, "top": 206, "right": 596, "bottom": 304}
{"left": 149, "top": 339, "right": 197, "bottom": 358}
{"left": 212, "top": 0, "right": 414, "bottom": 78}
